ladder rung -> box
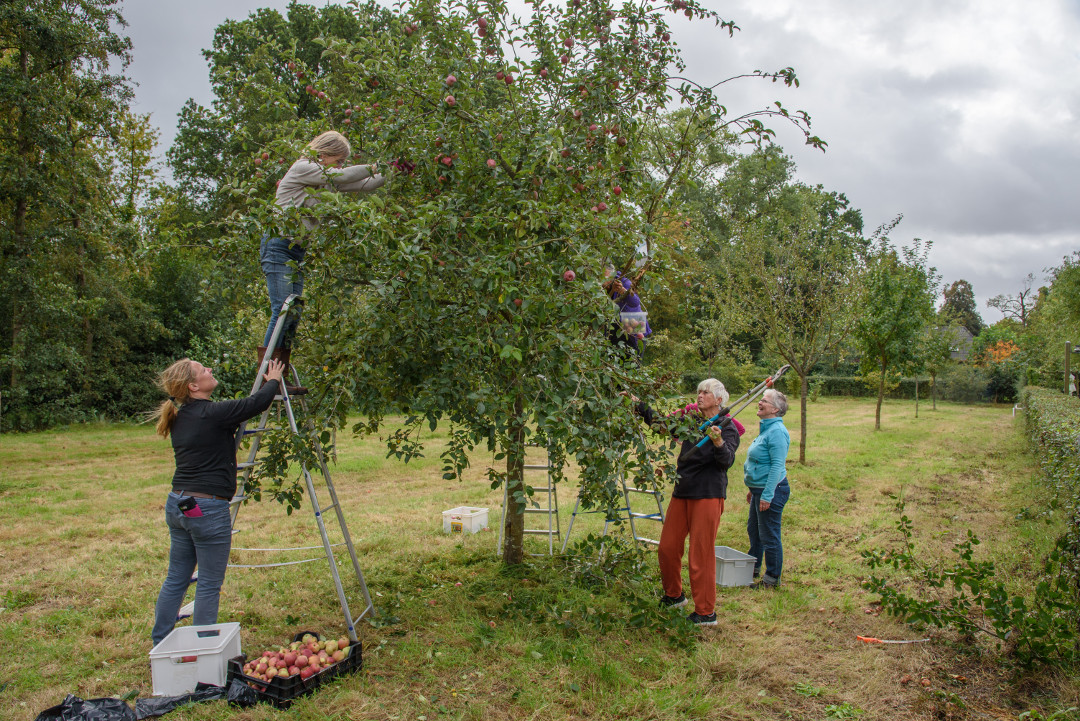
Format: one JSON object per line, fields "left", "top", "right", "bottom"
{"left": 523, "top": 508, "right": 555, "bottom": 514}
{"left": 635, "top": 537, "right": 660, "bottom": 546}
{"left": 523, "top": 529, "right": 559, "bottom": 536}
{"left": 177, "top": 601, "right": 194, "bottom": 619}
{"left": 629, "top": 512, "right": 662, "bottom": 520}
{"left": 526, "top": 486, "right": 554, "bottom": 492}
{"left": 242, "top": 428, "right": 268, "bottom": 436}
{"left": 523, "top": 465, "right": 550, "bottom": 470}
{"left": 237, "top": 462, "right": 255, "bottom": 470}
{"left": 626, "top": 488, "right": 661, "bottom": 495}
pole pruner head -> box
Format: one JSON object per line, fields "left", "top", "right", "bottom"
{"left": 766, "top": 364, "right": 791, "bottom": 388}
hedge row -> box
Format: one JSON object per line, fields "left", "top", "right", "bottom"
{"left": 1022, "top": 388, "right": 1080, "bottom": 615}
{"left": 681, "top": 364, "right": 997, "bottom": 403}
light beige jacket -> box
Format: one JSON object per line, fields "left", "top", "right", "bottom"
{"left": 275, "top": 158, "right": 386, "bottom": 235}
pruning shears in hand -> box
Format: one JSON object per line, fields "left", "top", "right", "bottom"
{"left": 694, "top": 364, "right": 791, "bottom": 448}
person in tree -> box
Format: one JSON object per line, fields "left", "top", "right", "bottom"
{"left": 635, "top": 379, "right": 744, "bottom": 625}
{"left": 261, "top": 131, "right": 386, "bottom": 390}
{"left": 149, "top": 358, "right": 283, "bottom": 646}
{"left": 604, "top": 266, "right": 652, "bottom": 359}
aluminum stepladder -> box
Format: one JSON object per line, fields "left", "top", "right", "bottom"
{"left": 560, "top": 434, "right": 666, "bottom": 553}
{"left": 497, "top": 444, "right": 561, "bottom": 556}
{"left": 177, "top": 294, "right": 373, "bottom": 643}
{"left": 559, "top": 363, "right": 793, "bottom": 553}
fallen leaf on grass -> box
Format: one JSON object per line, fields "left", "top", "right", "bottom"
{"left": 900, "top": 675, "right": 912, "bottom": 685}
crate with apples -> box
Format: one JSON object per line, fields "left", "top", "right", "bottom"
{"left": 226, "top": 630, "right": 361, "bottom": 708}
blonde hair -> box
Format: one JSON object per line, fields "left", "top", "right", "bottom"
{"left": 152, "top": 359, "right": 197, "bottom": 438}
{"left": 308, "top": 131, "right": 351, "bottom": 161}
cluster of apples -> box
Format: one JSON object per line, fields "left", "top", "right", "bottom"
{"left": 241, "top": 633, "right": 351, "bottom": 683}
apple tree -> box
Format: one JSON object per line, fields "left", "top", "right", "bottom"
{"left": 854, "top": 235, "right": 939, "bottom": 431}
{"left": 716, "top": 165, "right": 867, "bottom": 463}
{"left": 222, "top": 0, "right": 823, "bottom": 562}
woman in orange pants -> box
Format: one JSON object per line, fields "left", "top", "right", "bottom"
{"left": 637, "top": 379, "right": 744, "bottom": 625}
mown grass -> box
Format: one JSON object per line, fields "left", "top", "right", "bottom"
{"left": 0, "top": 397, "right": 1076, "bottom": 720}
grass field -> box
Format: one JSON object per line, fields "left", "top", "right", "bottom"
{"left": 1, "top": 397, "right": 1076, "bottom": 720}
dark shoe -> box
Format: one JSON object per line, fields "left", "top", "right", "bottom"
{"left": 271, "top": 347, "right": 308, "bottom": 395}
{"left": 687, "top": 612, "right": 717, "bottom": 626}
{"left": 660, "top": 593, "right": 688, "bottom": 609}
{"left": 751, "top": 574, "right": 780, "bottom": 589}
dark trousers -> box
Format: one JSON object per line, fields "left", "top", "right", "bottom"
{"left": 260, "top": 236, "right": 305, "bottom": 348}
{"left": 747, "top": 479, "right": 789, "bottom": 582}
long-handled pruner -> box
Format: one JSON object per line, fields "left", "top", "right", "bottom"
{"left": 856, "top": 635, "right": 930, "bottom": 645}
{"left": 694, "top": 364, "right": 791, "bottom": 448}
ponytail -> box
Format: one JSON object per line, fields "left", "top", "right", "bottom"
{"left": 151, "top": 358, "right": 197, "bottom": 438}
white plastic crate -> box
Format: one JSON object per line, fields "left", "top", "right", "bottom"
{"left": 442, "top": 506, "right": 489, "bottom": 534}
{"left": 149, "top": 622, "right": 242, "bottom": 696}
{"left": 714, "top": 546, "right": 756, "bottom": 587}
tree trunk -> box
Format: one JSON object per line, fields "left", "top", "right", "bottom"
{"left": 501, "top": 395, "right": 526, "bottom": 563}
{"left": 875, "top": 357, "right": 885, "bottom": 431}
{"left": 931, "top": 371, "right": 937, "bottom": 410}
{"left": 798, "top": 372, "right": 808, "bottom": 464}
{"left": 914, "top": 376, "right": 919, "bottom": 418}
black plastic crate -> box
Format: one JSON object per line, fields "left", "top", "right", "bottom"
{"left": 226, "top": 631, "right": 362, "bottom": 709}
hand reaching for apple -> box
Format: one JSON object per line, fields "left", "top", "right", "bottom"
{"left": 389, "top": 158, "right": 416, "bottom": 175}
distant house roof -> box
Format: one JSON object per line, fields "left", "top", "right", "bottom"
{"left": 945, "top": 326, "right": 974, "bottom": 361}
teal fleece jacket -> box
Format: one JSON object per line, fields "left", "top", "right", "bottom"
{"left": 742, "top": 416, "right": 790, "bottom": 503}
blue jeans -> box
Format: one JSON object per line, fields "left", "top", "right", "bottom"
{"left": 260, "top": 236, "right": 305, "bottom": 348}
{"left": 151, "top": 493, "right": 233, "bottom": 645}
{"left": 747, "top": 479, "right": 789, "bottom": 583}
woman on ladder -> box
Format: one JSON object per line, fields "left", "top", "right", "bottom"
{"left": 261, "top": 130, "right": 387, "bottom": 391}
{"left": 149, "top": 358, "right": 283, "bottom": 646}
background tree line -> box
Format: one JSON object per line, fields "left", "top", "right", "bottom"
{"left": 1, "top": 0, "right": 1075, "bottom": 472}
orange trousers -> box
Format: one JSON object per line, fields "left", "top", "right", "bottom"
{"left": 658, "top": 497, "right": 724, "bottom": 615}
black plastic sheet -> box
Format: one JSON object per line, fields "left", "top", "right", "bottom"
{"left": 35, "top": 679, "right": 256, "bottom": 721}
{"left": 225, "top": 677, "right": 260, "bottom": 707}
{"left": 133, "top": 683, "right": 226, "bottom": 719}
{"left": 35, "top": 695, "right": 136, "bottom": 721}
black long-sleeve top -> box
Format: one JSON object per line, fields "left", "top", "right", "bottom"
{"left": 638, "top": 403, "right": 742, "bottom": 499}
{"left": 170, "top": 380, "right": 280, "bottom": 499}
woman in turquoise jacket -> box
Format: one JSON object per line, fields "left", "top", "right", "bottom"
{"left": 743, "top": 388, "right": 791, "bottom": 588}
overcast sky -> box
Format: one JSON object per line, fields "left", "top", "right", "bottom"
{"left": 121, "top": 0, "right": 1080, "bottom": 322}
